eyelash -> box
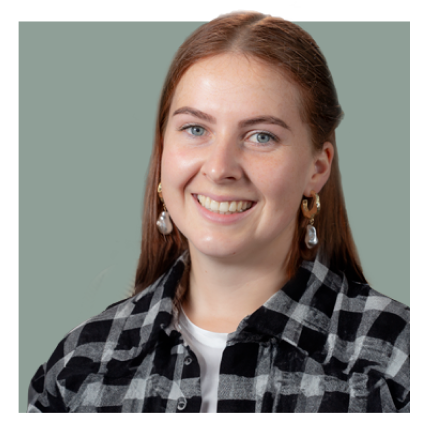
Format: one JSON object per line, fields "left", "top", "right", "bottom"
{"left": 178, "top": 124, "right": 278, "bottom": 146}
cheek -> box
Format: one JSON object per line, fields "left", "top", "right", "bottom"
{"left": 163, "top": 147, "right": 191, "bottom": 178}
{"left": 249, "top": 152, "right": 310, "bottom": 204}
{"left": 161, "top": 142, "right": 200, "bottom": 203}
{"left": 251, "top": 152, "right": 305, "bottom": 186}
{"left": 161, "top": 145, "right": 176, "bottom": 182}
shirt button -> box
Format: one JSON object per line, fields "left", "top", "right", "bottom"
{"left": 177, "top": 397, "right": 187, "bottom": 411}
{"left": 184, "top": 356, "right": 192, "bottom": 365}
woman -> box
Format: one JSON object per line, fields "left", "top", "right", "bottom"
{"left": 28, "top": 12, "right": 409, "bottom": 413}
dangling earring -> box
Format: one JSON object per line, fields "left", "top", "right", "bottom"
{"left": 301, "top": 191, "right": 320, "bottom": 249}
{"left": 156, "top": 182, "right": 173, "bottom": 235}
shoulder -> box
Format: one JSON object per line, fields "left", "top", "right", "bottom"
{"left": 320, "top": 261, "right": 410, "bottom": 353}
{"left": 337, "top": 275, "right": 410, "bottom": 346}
{"left": 49, "top": 276, "right": 166, "bottom": 370}
{"left": 56, "top": 295, "right": 138, "bottom": 360}
{"left": 304, "top": 258, "right": 409, "bottom": 345}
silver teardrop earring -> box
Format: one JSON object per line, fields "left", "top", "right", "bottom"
{"left": 301, "top": 191, "right": 320, "bottom": 249}
{"left": 156, "top": 183, "right": 173, "bottom": 236}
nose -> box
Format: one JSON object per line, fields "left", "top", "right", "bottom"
{"left": 201, "top": 136, "right": 243, "bottom": 183}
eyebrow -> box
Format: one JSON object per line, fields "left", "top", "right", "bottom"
{"left": 172, "top": 106, "right": 291, "bottom": 131}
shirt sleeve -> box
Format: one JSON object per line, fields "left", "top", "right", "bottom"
{"left": 26, "top": 302, "right": 126, "bottom": 413}
{"left": 387, "top": 317, "right": 410, "bottom": 413}
{"left": 26, "top": 317, "right": 91, "bottom": 412}
{"left": 27, "top": 345, "right": 69, "bottom": 412}
{"left": 347, "top": 296, "right": 410, "bottom": 413}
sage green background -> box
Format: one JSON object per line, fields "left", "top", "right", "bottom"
{"left": 19, "top": 22, "right": 409, "bottom": 412}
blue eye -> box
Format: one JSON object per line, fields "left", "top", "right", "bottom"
{"left": 251, "top": 131, "right": 277, "bottom": 146}
{"left": 190, "top": 126, "right": 205, "bottom": 136}
{"left": 255, "top": 133, "right": 271, "bottom": 143}
{"left": 185, "top": 126, "right": 205, "bottom": 136}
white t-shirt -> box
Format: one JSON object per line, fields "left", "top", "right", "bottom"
{"left": 175, "top": 308, "right": 228, "bottom": 413}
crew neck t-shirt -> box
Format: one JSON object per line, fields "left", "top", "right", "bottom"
{"left": 175, "top": 309, "right": 228, "bottom": 413}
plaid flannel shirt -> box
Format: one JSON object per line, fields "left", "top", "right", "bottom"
{"left": 27, "top": 252, "right": 410, "bottom": 413}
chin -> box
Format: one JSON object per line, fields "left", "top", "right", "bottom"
{"left": 187, "top": 236, "right": 244, "bottom": 259}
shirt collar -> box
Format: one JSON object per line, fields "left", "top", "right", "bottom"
{"left": 131, "top": 251, "right": 344, "bottom": 359}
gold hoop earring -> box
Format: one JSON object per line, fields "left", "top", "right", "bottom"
{"left": 301, "top": 191, "right": 320, "bottom": 249}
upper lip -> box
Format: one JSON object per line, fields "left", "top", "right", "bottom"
{"left": 193, "top": 193, "right": 256, "bottom": 203}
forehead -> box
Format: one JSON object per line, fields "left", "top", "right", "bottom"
{"left": 170, "top": 53, "right": 302, "bottom": 117}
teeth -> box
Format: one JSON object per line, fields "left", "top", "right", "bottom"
{"left": 197, "top": 195, "right": 253, "bottom": 214}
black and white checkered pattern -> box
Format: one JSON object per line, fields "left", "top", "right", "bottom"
{"left": 27, "top": 252, "right": 409, "bottom": 412}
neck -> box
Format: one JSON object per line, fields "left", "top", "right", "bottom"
{"left": 182, "top": 237, "right": 292, "bottom": 333}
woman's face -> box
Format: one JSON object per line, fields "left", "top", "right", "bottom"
{"left": 161, "top": 53, "right": 329, "bottom": 261}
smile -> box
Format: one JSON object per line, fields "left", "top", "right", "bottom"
{"left": 192, "top": 194, "right": 257, "bottom": 224}
{"left": 196, "top": 195, "right": 254, "bottom": 214}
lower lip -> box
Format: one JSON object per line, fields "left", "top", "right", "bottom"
{"left": 192, "top": 194, "right": 256, "bottom": 224}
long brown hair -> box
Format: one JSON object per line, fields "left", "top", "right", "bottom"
{"left": 134, "top": 12, "right": 366, "bottom": 296}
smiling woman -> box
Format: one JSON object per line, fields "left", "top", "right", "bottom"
{"left": 161, "top": 53, "right": 335, "bottom": 333}
{"left": 27, "top": 12, "right": 410, "bottom": 413}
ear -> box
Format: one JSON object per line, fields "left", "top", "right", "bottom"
{"left": 303, "top": 141, "right": 334, "bottom": 196}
